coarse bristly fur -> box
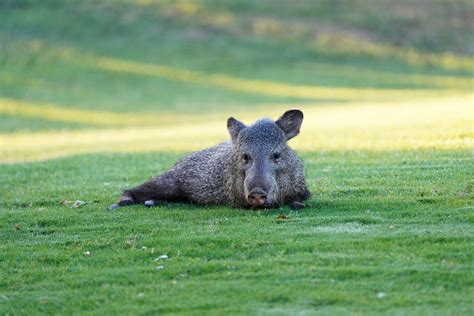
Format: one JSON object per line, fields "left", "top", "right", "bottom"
{"left": 110, "top": 110, "right": 310, "bottom": 211}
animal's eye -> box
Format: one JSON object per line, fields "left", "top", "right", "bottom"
{"left": 272, "top": 152, "right": 281, "bottom": 162}
{"left": 242, "top": 153, "right": 250, "bottom": 163}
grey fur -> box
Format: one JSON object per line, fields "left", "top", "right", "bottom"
{"left": 114, "top": 110, "right": 310, "bottom": 210}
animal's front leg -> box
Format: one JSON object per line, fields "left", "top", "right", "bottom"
{"left": 289, "top": 201, "right": 305, "bottom": 210}
{"left": 287, "top": 188, "right": 310, "bottom": 210}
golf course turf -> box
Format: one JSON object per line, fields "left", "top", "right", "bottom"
{"left": 1, "top": 1, "right": 473, "bottom": 314}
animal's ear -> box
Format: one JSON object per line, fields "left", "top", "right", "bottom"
{"left": 227, "top": 117, "right": 246, "bottom": 142}
{"left": 275, "top": 109, "right": 304, "bottom": 140}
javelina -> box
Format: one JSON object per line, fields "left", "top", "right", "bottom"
{"left": 110, "top": 110, "right": 310, "bottom": 210}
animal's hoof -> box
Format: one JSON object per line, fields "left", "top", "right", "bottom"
{"left": 289, "top": 201, "right": 305, "bottom": 210}
{"left": 108, "top": 204, "right": 119, "bottom": 211}
{"left": 144, "top": 200, "right": 157, "bottom": 207}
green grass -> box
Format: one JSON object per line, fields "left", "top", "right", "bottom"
{"left": 1, "top": 151, "right": 472, "bottom": 315}
{"left": 1, "top": 1, "right": 473, "bottom": 315}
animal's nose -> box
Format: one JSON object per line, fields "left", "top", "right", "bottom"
{"left": 247, "top": 188, "right": 267, "bottom": 206}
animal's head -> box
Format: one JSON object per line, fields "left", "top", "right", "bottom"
{"left": 227, "top": 110, "right": 304, "bottom": 208}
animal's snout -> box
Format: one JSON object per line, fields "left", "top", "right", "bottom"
{"left": 247, "top": 188, "right": 267, "bottom": 206}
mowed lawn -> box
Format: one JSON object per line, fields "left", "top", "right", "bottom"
{"left": 1, "top": 1, "right": 473, "bottom": 315}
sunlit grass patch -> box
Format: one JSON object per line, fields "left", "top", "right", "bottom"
{"left": 313, "top": 33, "right": 474, "bottom": 72}
{"left": 2, "top": 37, "right": 453, "bottom": 102}
{"left": 1, "top": 94, "right": 472, "bottom": 163}
{"left": 38, "top": 39, "right": 468, "bottom": 101}
{"left": 82, "top": 53, "right": 463, "bottom": 101}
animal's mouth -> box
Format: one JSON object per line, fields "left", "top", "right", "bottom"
{"left": 249, "top": 203, "right": 272, "bottom": 210}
